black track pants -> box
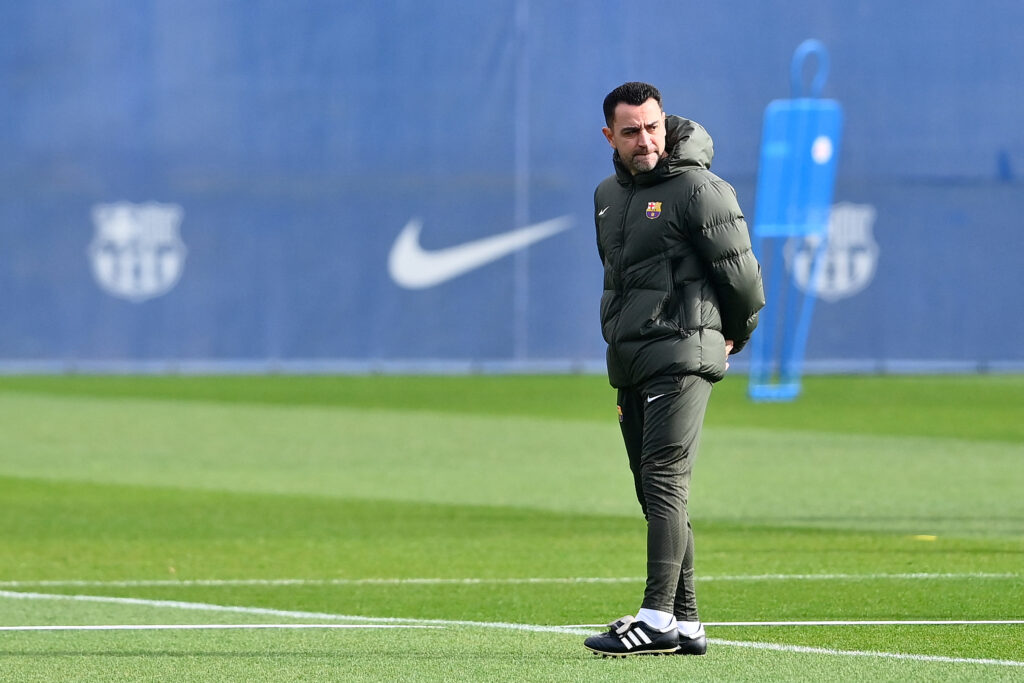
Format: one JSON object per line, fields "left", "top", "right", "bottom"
{"left": 617, "top": 374, "right": 712, "bottom": 620}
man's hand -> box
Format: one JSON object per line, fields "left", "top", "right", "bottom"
{"left": 725, "top": 339, "right": 735, "bottom": 371}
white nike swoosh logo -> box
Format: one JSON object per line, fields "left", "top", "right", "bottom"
{"left": 598, "top": 206, "right": 610, "bottom": 217}
{"left": 646, "top": 393, "right": 667, "bottom": 403}
{"left": 388, "top": 215, "right": 573, "bottom": 289}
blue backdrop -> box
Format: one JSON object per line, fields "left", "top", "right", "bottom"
{"left": 1, "top": 1, "right": 1021, "bottom": 372}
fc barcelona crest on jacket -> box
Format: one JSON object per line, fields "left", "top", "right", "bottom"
{"left": 645, "top": 202, "right": 662, "bottom": 219}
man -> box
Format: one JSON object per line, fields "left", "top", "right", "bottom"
{"left": 584, "top": 82, "right": 764, "bottom": 657}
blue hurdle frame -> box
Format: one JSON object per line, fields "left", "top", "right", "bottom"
{"left": 748, "top": 40, "right": 844, "bottom": 402}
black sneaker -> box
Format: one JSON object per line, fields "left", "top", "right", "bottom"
{"left": 674, "top": 626, "right": 708, "bottom": 655}
{"left": 584, "top": 615, "right": 680, "bottom": 657}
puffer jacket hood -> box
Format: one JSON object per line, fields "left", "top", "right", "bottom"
{"left": 612, "top": 115, "right": 714, "bottom": 186}
{"left": 595, "top": 114, "right": 764, "bottom": 388}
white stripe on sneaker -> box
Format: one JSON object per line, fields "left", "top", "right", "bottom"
{"left": 636, "top": 628, "right": 652, "bottom": 644}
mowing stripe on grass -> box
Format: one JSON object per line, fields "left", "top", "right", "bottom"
{"left": 0, "top": 572, "right": 1017, "bottom": 589}
{"left": 3, "top": 590, "right": 1023, "bottom": 669}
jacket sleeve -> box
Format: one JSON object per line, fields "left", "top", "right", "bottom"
{"left": 684, "top": 178, "right": 766, "bottom": 354}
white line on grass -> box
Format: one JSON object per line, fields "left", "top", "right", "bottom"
{"left": 710, "top": 620, "right": 1024, "bottom": 626}
{"left": 711, "top": 638, "right": 1024, "bottom": 668}
{"left": 0, "top": 590, "right": 577, "bottom": 635}
{"left": 3, "top": 590, "right": 1022, "bottom": 669}
{"left": 0, "top": 577, "right": 642, "bottom": 588}
{"left": 564, "top": 620, "right": 1024, "bottom": 628}
{"left": 0, "top": 572, "right": 1017, "bottom": 589}
{"left": 701, "top": 572, "right": 1021, "bottom": 582}
{"left": 0, "top": 624, "right": 438, "bottom": 632}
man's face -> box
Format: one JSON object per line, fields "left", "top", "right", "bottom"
{"left": 602, "top": 98, "right": 667, "bottom": 175}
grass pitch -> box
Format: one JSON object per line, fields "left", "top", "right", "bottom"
{"left": 0, "top": 373, "right": 1022, "bottom": 681}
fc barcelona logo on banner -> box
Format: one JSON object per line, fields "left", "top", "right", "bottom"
{"left": 645, "top": 202, "right": 662, "bottom": 219}
{"left": 89, "top": 201, "right": 187, "bottom": 302}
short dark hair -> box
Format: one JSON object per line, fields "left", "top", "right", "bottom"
{"left": 603, "top": 82, "right": 663, "bottom": 126}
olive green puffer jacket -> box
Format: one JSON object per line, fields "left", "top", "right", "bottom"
{"left": 595, "top": 115, "right": 765, "bottom": 388}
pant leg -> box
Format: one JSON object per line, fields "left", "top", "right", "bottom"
{"left": 631, "top": 374, "right": 712, "bottom": 615}
{"left": 674, "top": 512, "right": 699, "bottom": 622}
{"left": 617, "top": 386, "right": 647, "bottom": 516}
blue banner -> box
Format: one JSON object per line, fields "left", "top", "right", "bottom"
{"left": 1, "top": 1, "right": 1021, "bottom": 372}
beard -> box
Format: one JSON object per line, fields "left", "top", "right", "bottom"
{"left": 629, "top": 151, "right": 660, "bottom": 174}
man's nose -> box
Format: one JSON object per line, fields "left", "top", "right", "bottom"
{"left": 638, "top": 130, "right": 653, "bottom": 147}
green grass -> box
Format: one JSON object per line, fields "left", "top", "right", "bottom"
{"left": 1, "top": 374, "right": 1022, "bottom": 681}
{"left": 2, "top": 372, "right": 1021, "bottom": 441}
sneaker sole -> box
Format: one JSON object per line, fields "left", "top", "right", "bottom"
{"left": 585, "top": 646, "right": 679, "bottom": 658}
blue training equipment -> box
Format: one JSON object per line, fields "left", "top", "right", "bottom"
{"left": 748, "top": 40, "right": 844, "bottom": 401}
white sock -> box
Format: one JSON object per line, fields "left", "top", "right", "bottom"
{"left": 635, "top": 608, "right": 676, "bottom": 632}
{"left": 678, "top": 620, "right": 704, "bottom": 637}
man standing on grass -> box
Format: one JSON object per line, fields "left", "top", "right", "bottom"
{"left": 584, "top": 82, "right": 764, "bottom": 657}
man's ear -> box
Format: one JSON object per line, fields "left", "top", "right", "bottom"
{"left": 602, "top": 126, "right": 615, "bottom": 148}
